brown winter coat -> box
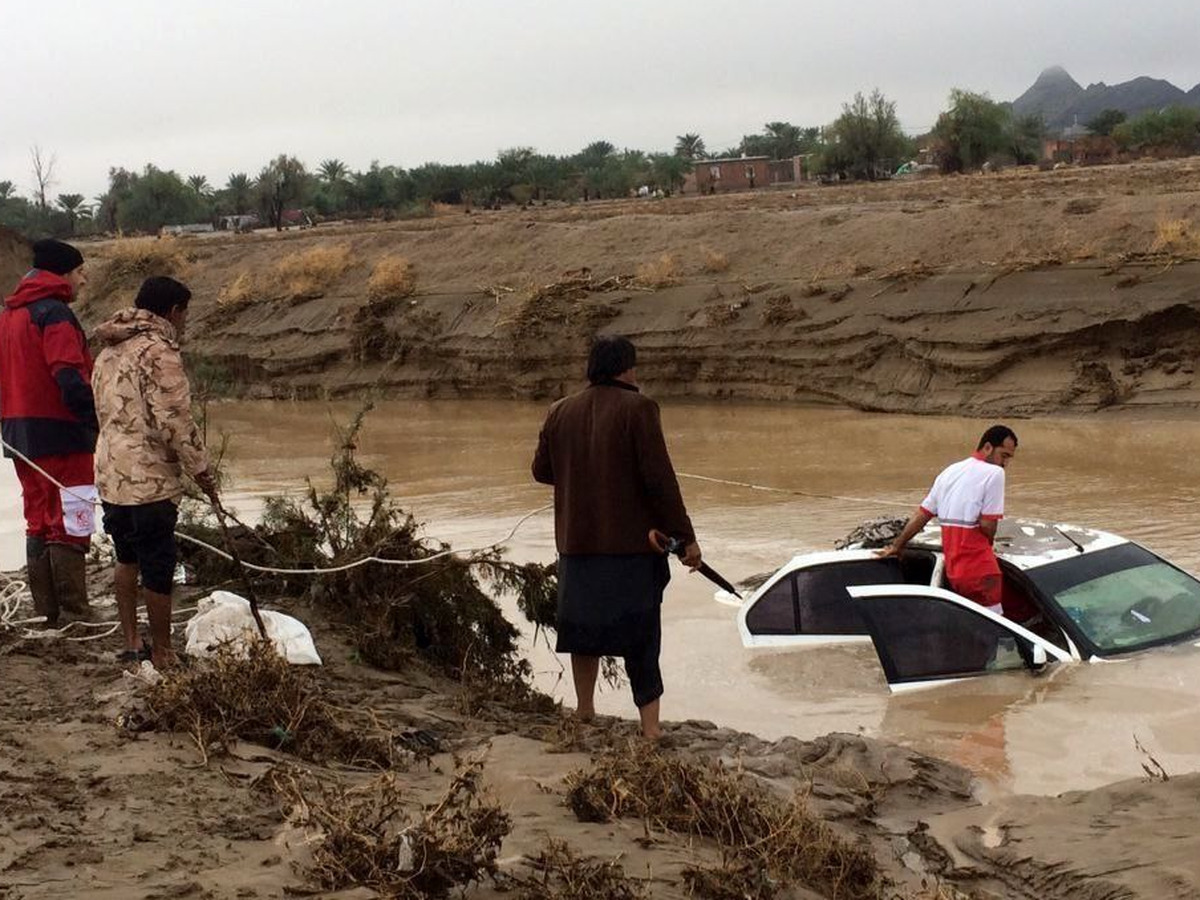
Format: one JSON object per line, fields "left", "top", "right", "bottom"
{"left": 532, "top": 382, "right": 694, "bottom": 555}
{"left": 92, "top": 308, "right": 208, "bottom": 505}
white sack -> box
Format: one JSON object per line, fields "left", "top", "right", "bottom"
{"left": 184, "top": 590, "right": 322, "bottom": 665}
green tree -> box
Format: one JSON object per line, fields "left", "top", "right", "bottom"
{"left": 573, "top": 141, "right": 617, "bottom": 200}
{"left": 1007, "top": 113, "right": 1045, "bottom": 165}
{"left": 526, "top": 154, "right": 563, "bottom": 203}
{"left": 1113, "top": 106, "right": 1200, "bottom": 151}
{"left": 674, "top": 133, "right": 707, "bottom": 160}
{"left": 650, "top": 153, "right": 691, "bottom": 193}
{"left": 186, "top": 174, "right": 210, "bottom": 196}
{"left": 1086, "top": 109, "right": 1127, "bottom": 137}
{"left": 224, "top": 172, "right": 254, "bottom": 215}
{"left": 56, "top": 193, "right": 86, "bottom": 234}
{"left": 116, "top": 165, "right": 207, "bottom": 232}
{"left": 823, "top": 90, "right": 909, "bottom": 179}
{"left": 0, "top": 180, "right": 14, "bottom": 201}
{"left": 94, "top": 167, "right": 136, "bottom": 232}
{"left": 318, "top": 158, "right": 348, "bottom": 184}
{"left": 256, "top": 155, "right": 309, "bottom": 230}
{"left": 933, "top": 89, "right": 1009, "bottom": 172}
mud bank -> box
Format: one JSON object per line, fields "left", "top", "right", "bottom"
{"left": 48, "top": 157, "right": 1200, "bottom": 416}
{"left": 195, "top": 260, "right": 1200, "bottom": 415}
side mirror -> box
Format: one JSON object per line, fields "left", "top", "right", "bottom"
{"left": 1030, "top": 643, "right": 1047, "bottom": 669}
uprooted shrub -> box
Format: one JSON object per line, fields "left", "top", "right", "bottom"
{"left": 275, "top": 755, "right": 510, "bottom": 898}
{"left": 565, "top": 741, "right": 883, "bottom": 900}
{"left": 143, "top": 641, "right": 399, "bottom": 767}
{"left": 176, "top": 405, "right": 557, "bottom": 704}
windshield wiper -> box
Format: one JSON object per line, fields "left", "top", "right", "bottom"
{"left": 1053, "top": 525, "right": 1085, "bottom": 554}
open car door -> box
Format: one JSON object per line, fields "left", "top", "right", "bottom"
{"left": 738, "top": 550, "right": 940, "bottom": 648}
{"left": 846, "top": 584, "right": 1072, "bottom": 691}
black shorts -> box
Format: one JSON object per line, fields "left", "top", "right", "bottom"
{"left": 102, "top": 500, "right": 179, "bottom": 595}
{"left": 555, "top": 553, "right": 670, "bottom": 709}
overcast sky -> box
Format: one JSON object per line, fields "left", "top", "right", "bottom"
{"left": 4, "top": 0, "right": 1199, "bottom": 199}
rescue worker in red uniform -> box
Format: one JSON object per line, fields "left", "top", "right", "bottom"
{"left": 880, "top": 425, "right": 1019, "bottom": 613}
{"left": 0, "top": 239, "right": 98, "bottom": 624}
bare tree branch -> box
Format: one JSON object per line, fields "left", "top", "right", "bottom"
{"left": 31, "top": 145, "right": 57, "bottom": 210}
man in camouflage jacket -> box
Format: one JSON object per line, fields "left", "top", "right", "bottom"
{"left": 92, "top": 276, "right": 217, "bottom": 668}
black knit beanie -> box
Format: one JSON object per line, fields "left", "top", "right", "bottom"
{"left": 31, "top": 239, "right": 84, "bottom": 276}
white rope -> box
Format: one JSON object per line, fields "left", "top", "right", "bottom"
{"left": 3, "top": 435, "right": 551, "bottom": 578}
{"left": 0, "top": 573, "right": 123, "bottom": 642}
{"left": 677, "top": 471, "right": 915, "bottom": 510}
{"left": 172, "top": 504, "right": 552, "bottom": 575}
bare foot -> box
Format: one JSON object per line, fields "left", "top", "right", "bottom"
{"left": 151, "top": 648, "right": 179, "bottom": 671}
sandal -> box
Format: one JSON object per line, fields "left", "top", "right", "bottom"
{"left": 115, "top": 642, "right": 153, "bottom": 664}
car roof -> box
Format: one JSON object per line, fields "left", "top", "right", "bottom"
{"left": 908, "top": 517, "right": 1128, "bottom": 570}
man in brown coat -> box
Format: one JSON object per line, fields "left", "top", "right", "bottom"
{"left": 532, "top": 335, "right": 700, "bottom": 739}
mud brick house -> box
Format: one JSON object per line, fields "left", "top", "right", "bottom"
{"left": 1042, "top": 134, "right": 1119, "bottom": 165}
{"left": 693, "top": 156, "right": 771, "bottom": 193}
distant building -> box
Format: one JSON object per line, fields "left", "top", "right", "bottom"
{"left": 691, "top": 155, "right": 812, "bottom": 193}
{"left": 220, "top": 214, "right": 260, "bottom": 233}
{"left": 693, "top": 156, "right": 770, "bottom": 194}
{"left": 160, "top": 223, "right": 214, "bottom": 236}
{"left": 1043, "top": 129, "right": 1118, "bottom": 166}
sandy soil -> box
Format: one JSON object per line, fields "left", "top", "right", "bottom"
{"left": 2, "top": 575, "right": 1198, "bottom": 900}
{"left": 40, "top": 157, "right": 1198, "bottom": 415}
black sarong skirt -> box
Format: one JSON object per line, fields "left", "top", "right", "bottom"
{"left": 555, "top": 553, "right": 670, "bottom": 658}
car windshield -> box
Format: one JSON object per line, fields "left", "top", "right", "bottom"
{"left": 1029, "top": 542, "right": 1200, "bottom": 653}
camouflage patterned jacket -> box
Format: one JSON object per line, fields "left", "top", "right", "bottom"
{"left": 93, "top": 308, "right": 208, "bottom": 505}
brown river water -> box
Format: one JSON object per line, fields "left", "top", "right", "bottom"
{"left": 4, "top": 399, "right": 1200, "bottom": 796}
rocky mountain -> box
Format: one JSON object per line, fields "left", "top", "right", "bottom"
{"left": 1013, "top": 66, "right": 1200, "bottom": 132}
{"left": 1011, "top": 66, "right": 1084, "bottom": 128}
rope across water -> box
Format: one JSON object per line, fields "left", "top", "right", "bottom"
{"left": 1, "top": 436, "right": 915, "bottom": 636}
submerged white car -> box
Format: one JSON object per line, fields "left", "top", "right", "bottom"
{"left": 722, "top": 519, "right": 1200, "bottom": 692}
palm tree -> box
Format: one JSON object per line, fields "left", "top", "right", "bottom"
{"left": 764, "top": 122, "right": 803, "bottom": 159}
{"left": 187, "top": 174, "right": 210, "bottom": 195}
{"left": 56, "top": 193, "right": 85, "bottom": 234}
{"left": 318, "top": 158, "right": 348, "bottom": 184}
{"left": 225, "top": 172, "right": 253, "bottom": 215}
{"left": 674, "top": 133, "right": 707, "bottom": 160}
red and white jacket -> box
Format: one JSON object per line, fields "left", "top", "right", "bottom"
{"left": 920, "top": 451, "right": 1005, "bottom": 586}
{"left": 0, "top": 269, "right": 97, "bottom": 459}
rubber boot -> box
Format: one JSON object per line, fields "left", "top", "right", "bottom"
{"left": 47, "top": 543, "right": 90, "bottom": 619}
{"left": 26, "top": 537, "right": 59, "bottom": 627}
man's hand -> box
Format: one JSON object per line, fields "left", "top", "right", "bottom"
{"left": 648, "top": 528, "right": 669, "bottom": 554}
{"left": 875, "top": 543, "right": 901, "bottom": 559}
{"left": 648, "top": 529, "right": 702, "bottom": 570}
{"left": 194, "top": 469, "right": 219, "bottom": 502}
{"left": 680, "top": 541, "right": 702, "bottom": 570}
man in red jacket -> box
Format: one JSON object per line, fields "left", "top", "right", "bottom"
{"left": 0, "top": 239, "right": 98, "bottom": 625}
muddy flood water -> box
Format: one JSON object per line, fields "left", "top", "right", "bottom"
{"left": 5, "top": 399, "right": 1200, "bottom": 797}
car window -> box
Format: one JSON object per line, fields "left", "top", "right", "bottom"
{"left": 745, "top": 577, "right": 795, "bottom": 635}
{"left": 793, "top": 560, "right": 907, "bottom": 634}
{"left": 854, "top": 594, "right": 1032, "bottom": 684}
{"left": 1029, "top": 543, "right": 1200, "bottom": 653}
{"left": 746, "top": 558, "right": 916, "bottom": 636}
